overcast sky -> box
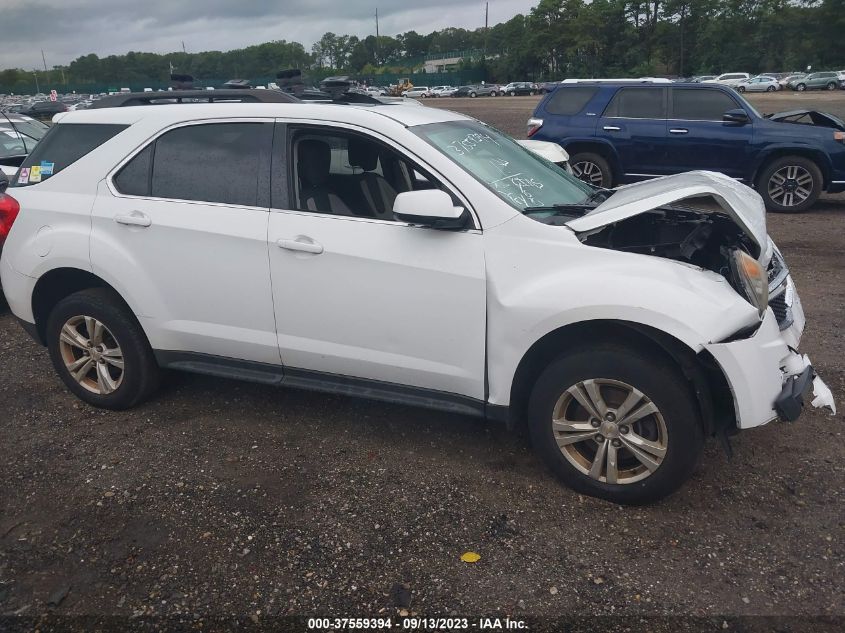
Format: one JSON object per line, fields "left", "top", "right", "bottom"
{"left": 1, "top": 0, "right": 538, "bottom": 70}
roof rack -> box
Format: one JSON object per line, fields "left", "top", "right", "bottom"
{"left": 89, "top": 89, "right": 298, "bottom": 109}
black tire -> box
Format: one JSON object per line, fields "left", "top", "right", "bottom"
{"left": 569, "top": 151, "right": 613, "bottom": 188}
{"left": 766, "top": 85, "right": 776, "bottom": 92}
{"left": 530, "top": 90, "right": 536, "bottom": 96}
{"left": 756, "top": 155, "right": 822, "bottom": 213}
{"left": 737, "top": 86, "right": 746, "bottom": 93}
{"left": 826, "top": 82, "right": 837, "bottom": 91}
{"left": 469, "top": 91, "right": 477, "bottom": 98}
{"left": 528, "top": 344, "right": 704, "bottom": 504}
{"left": 46, "top": 288, "right": 160, "bottom": 410}
{"left": 796, "top": 83, "right": 806, "bottom": 91}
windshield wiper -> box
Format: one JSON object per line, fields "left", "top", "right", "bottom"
{"left": 523, "top": 202, "right": 595, "bottom": 215}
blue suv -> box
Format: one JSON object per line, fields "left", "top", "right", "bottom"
{"left": 528, "top": 82, "right": 845, "bottom": 212}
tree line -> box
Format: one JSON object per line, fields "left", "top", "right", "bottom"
{"left": 1, "top": 0, "right": 842, "bottom": 94}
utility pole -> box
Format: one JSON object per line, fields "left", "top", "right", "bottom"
{"left": 34, "top": 72, "right": 39, "bottom": 94}
{"left": 182, "top": 41, "right": 186, "bottom": 54}
{"left": 41, "top": 49, "right": 48, "bottom": 71}
{"left": 375, "top": 8, "right": 380, "bottom": 65}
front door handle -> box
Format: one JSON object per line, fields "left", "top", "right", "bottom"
{"left": 114, "top": 211, "right": 151, "bottom": 227}
{"left": 669, "top": 128, "right": 689, "bottom": 134}
{"left": 276, "top": 237, "right": 324, "bottom": 254}
{"left": 603, "top": 125, "right": 621, "bottom": 131}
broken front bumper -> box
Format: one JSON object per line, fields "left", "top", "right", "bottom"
{"left": 705, "top": 281, "right": 836, "bottom": 429}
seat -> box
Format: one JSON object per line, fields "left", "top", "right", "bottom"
{"left": 347, "top": 139, "right": 398, "bottom": 220}
{"left": 297, "top": 139, "right": 353, "bottom": 215}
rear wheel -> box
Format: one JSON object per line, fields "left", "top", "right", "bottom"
{"left": 528, "top": 345, "right": 704, "bottom": 504}
{"left": 757, "top": 155, "right": 822, "bottom": 213}
{"left": 796, "top": 83, "right": 806, "bottom": 91}
{"left": 569, "top": 152, "right": 613, "bottom": 188}
{"left": 46, "top": 288, "right": 160, "bottom": 409}
{"left": 766, "top": 85, "right": 776, "bottom": 92}
{"left": 469, "top": 91, "right": 477, "bottom": 98}
{"left": 827, "top": 82, "right": 837, "bottom": 91}
{"left": 737, "top": 86, "right": 746, "bottom": 93}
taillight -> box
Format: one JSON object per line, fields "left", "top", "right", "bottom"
{"left": 527, "top": 117, "right": 544, "bottom": 137}
{"left": 835, "top": 131, "right": 845, "bottom": 144}
{"left": 0, "top": 193, "right": 21, "bottom": 240}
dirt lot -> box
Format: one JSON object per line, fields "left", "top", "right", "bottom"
{"left": 1, "top": 93, "right": 844, "bottom": 630}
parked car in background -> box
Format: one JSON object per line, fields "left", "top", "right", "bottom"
{"left": 689, "top": 75, "right": 716, "bottom": 83}
{"left": 429, "top": 86, "right": 457, "bottom": 97}
{"left": 538, "top": 81, "right": 560, "bottom": 93}
{"left": 0, "top": 114, "right": 49, "bottom": 177}
{"left": 527, "top": 81, "right": 845, "bottom": 212}
{"left": 703, "top": 73, "right": 751, "bottom": 86}
{"left": 503, "top": 82, "right": 540, "bottom": 96}
{"left": 1, "top": 102, "right": 835, "bottom": 504}
{"left": 516, "top": 139, "right": 572, "bottom": 173}
{"left": 453, "top": 84, "right": 503, "bottom": 97}
{"left": 735, "top": 76, "right": 781, "bottom": 92}
{"left": 779, "top": 73, "right": 805, "bottom": 88}
{"left": 788, "top": 72, "right": 840, "bottom": 91}
{"left": 402, "top": 86, "right": 431, "bottom": 98}
{"left": 22, "top": 100, "right": 68, "bottom": 121}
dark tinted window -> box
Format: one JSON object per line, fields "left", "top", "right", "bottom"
{"left": 545, "top": 86, "right": 598, "bottom": 115}
{"left": 672, "top": 88, "right": 738, "bottom": 120}
{"left": 604, "top": 88, "right": 666, "bottom": 118}
{"left": 151, "top": 123, "right": 268, "bottom": 207}
{"left": 113, "top": 145, "right": 152, "bottom": 196}
{"left": 13, "top": 123, "right": 126, "bottom": 187}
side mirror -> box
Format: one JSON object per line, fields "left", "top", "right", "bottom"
{"left": 723, "top": 108, "right": 750, "bottom": 125}
{"left": 0, "top": 171, "right": 9, "bottom": 194}
{"left": 393, "top": 189, "right": 466, "bottom": 230}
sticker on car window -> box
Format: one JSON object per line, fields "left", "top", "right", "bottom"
{"left": 29, "top": 165, "right": 42, "bottom": 182}
{"left": 18, "top": 168, "right": 30, "bottom": 184}
{"left": 40, "top": 161, "right": 55, "bottom": 176}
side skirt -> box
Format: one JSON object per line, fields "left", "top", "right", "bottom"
{"left": 155, "top": 350, "right": 497, "bottom": 419}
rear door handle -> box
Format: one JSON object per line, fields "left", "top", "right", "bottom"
{"left": 603, "top": 125, "right": 621, "bottom": 131}
{"left": 276, "top": 237, "right": 323, "bottom": 254}
{"left": 669, "top": 128, "right": 689, "bottom": 134}
{"left": 114, "top": 212, "right": 151, "bottom": 227}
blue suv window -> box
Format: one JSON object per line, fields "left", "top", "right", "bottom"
{"left": 603, "top": 87, "right": 666, "bottom": 119}
{"left": 545, "top": 86, "right": 598, "bottom": 115}
{"left": 672, "top": 88, "right": 738, "bottom": 121}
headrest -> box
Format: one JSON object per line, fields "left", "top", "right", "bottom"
{"left": 298, "top": 139, "right": 331, "bottom": 187}
{"left": 347, "top": 138, "right": 379, "bottom": 171}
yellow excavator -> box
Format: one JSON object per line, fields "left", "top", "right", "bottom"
{"left": 389, "top": 78, "right": 414, "bottom": 96}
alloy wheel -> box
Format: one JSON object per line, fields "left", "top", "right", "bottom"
{"left": 768, "top": 165, "right": 813, "bottom": 208}
{"left": 58, "top": 315, "right": 125, "bottom": 395}
{"left": 551, "top": 379, "right": 668, "bottom": 484}
{"left": 572, "top": 160, "right": 605, "bottom": 186}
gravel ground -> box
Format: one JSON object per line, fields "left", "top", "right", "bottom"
{"left": 1, "top": 93, "right": 844, "bottom": 630}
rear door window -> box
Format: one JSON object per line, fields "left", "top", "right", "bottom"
{"left": 149, "top": 122, "right": 271, "bottom": 207}
{"left": 603, "top": 87, "right": 666, "bottom": 119}
{"left": 671, "top": 88, "right": 739, "bottom": 121}
{"left": 545, "top": 86, "right": 598, "bottom": 115}
{"left": 13, "top": 123, "right": 127, "bottom": 187}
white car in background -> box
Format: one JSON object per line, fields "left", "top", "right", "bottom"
{"left": 704, "top": 72, "right": 751, "bottom": 86}
{"left": 0, "top": 102, "right": 834, "bottom": 505}
{"left": 430, "top": 86, "right": 457, "bottom": 97}
{"left": 0, "top": 114, "right": 49, "bottom": 178}
{"left": 735, "top": 76, "right": 781, "bottom": 93}
{"left": 402, "top": 86, "right": 431, "bottom": 98}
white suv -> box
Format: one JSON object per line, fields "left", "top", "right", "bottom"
{"left": 0, "top": 103, "right": 834, "bottom": 504}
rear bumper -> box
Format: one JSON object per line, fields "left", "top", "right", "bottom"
{"left": 705, "top": 307, "right": 836, "bottom": 429}
{"left": 0, "top": 254, "right": 36, "bottom": 323}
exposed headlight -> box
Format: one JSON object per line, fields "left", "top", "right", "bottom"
{"left": 730, "top": 249, "right": 769, "bottom": 316}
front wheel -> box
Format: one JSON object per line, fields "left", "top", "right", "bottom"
{"left": 796, "top": 83, "right": 806, "bottom": 91}
{"left": 569, "top": 152, "right": 613, "bottom": 188}
{"left": 737, "top": 86, "right": 746, "bottom": 93}
{"left": 469, "top": 91, "right": 477, "bottom": 98}
{"left": 757, "top": 155, "right": 822, "bottom": 213}
{"left": 46, "top": 288, "right": 160, "bottom": 409}
{"left": 528, "top": 345, "right": 704, "bottom": 504}
{"left": 767, "top": 85, "right": 776, "bottom": 92}
{"left": 827, "top": 82, "right": 837, "bottom": 91}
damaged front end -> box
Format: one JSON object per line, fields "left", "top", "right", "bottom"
{"left": 558, "top": 171, "right": 837, "bottom": 428}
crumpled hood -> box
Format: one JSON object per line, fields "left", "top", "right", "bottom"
{"left": 565, "top": 171, "right": 769, "bottom": 262}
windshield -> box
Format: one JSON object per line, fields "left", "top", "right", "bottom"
{"left": 0, "top": 117, "right": 49, "bottom": 158}
{"left": 411, "top": 120, "right": 592, "bottom": 213}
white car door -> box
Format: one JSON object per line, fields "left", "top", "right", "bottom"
{"left": 91, "top": 119, "right": 281, "bottom": 366}
{"left": 266, "top": 122, "right": 487, "bottom": 402}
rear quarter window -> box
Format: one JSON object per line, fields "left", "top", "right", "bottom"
{"left": 13, "top": 123, "right": 127, "bottom": 187}
{"left": 544, "top": 86, "right": 599, "bottom": 115}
